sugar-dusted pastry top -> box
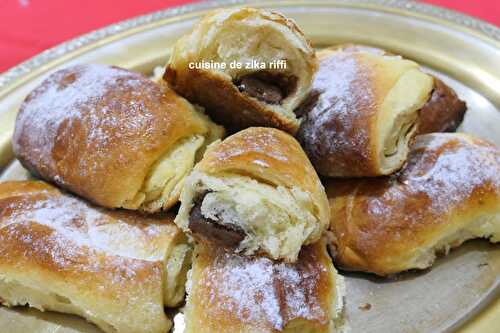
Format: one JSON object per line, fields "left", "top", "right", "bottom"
{"left": 13, "top": 64, "right": 220, "bottom": 211}
{"left": 314, "top": 43, "right": 467, "bottom": 135}
{"left": 326, "top": 133, "right": 500, "bottom": 275}
{"left": 185, "top": 239, "right": 344, "bottom": 333}
{"left": 0, "top": 180, "right": 188, "bottom": 333}
{"left": 297, "top": 46, "right": 434, "bottom": 177}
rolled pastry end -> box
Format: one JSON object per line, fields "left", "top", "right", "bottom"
{"left": 163, "top": 238, "right": 193, "bottom": 307}
{"left": 166, "top": 7, "right": 317, "bottom": 134}
{"left": 296, "top": 47, "right": 434, "bottom": 177}
{"left": 376, "top": 68, "right": 434, "bottom": 174}
{"left": 176, "top": 171, "right": 323, "bottom": 262}
{"left": 123, "top": 110, "right": 224, "bottom": 212}
{"left": 410, "top": 214, "right": 500, "bottom": 272}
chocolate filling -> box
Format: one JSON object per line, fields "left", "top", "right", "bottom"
{"left": 188, "top": 192, "right": 245, "bottom": 248}
{"left": 417, "top": 78, "right": 466, "bottom": 134}
{"left": 293, "top": 89, "right": 321, "bottom": 117}
{"left": 235, "top": 71, "right": 297, "bottom": 105}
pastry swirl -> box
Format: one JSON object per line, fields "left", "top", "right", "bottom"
{"left": 297, "top": 46, "right": 435, "bottom": 177}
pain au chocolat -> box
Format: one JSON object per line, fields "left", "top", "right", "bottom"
{"left": 165, "top": 7, "right": 317, "bottom": 134}
{"left": 296, "top": 45, "right": 466, "bottom": 177}
{"left": 325, "top": 133, "right": 499, "bottom": 276}
{"left": 13, "top": 64, "right": 224, "bottom": 212}
{"left": 296, "top": 45, "right": 434, "bottom": 177}
{"left": 0, "top": 181, "right": 192, "bottom": 333}
{"left": 328, "top": 44, "right": 467, "bottom": 135}
{"left": 175, "top": 127, "right": 329, "bottom": 262}
{"left": 184, "top": 239, "right": 345, "bottom": 333}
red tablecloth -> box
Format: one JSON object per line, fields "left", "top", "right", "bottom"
{"left": 0, "top": 0, "right": 498, "bottom": 73}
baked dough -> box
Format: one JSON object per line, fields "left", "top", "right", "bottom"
{"left": 324, "top": 44, "right": 467, "bottom": 134}
{"left": 296, "top": 46, "right": 434, "bottom": 177}
{"left": 13, "top": 64, "right": 224, "bottom": 212}
{"left": 184, "top": 239, "right": 345, "bottom": 333}
{"left": 0, "top": 180, "right": 192, "bottom": 333}
{"left": 165, "top": 7, "right": 317, "bottom": 134}
{"left": 175, "top": 127, "right": 329, "bottom": 262}
{"left": 325, "top": 133, "right": 500, "bottom": 276}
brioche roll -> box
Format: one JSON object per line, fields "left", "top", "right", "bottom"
{"left": 0, "top": 181, "right": 192, "bottom": 333}
{"left": 175, "top": 127, "right": 329, "bottom": 262}
{"left": 165, "top": 7, "right": 317, "bottom": 134}
{"left": 296, "top": 46, "right": 434, "bottom": 177}
{"left": 325, "top": 133, "right": 500, "bottom": 276}
{"left": 184, "top": 239, "right": 345, "bottom": 333}
{"left": 13, "top": 64, "right": 224, "bottom": 212}
{"left": 325, "top": 44, "right": 467, "bottom": 134}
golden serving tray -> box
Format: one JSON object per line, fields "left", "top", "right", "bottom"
{"left": 0, "top": 1, "right": 498, "bottom": 332}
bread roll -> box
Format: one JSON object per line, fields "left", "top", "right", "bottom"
{"left": 325, "top": 133, "right": 500, "bottom": 276}
{"left": 175, "top": 127, "right": 329, "bottom": 262}
{"left": 184, "top": 239, "right": 345, "bottom": 333}
{"left": 296, "top": 46, "right": 434, "bottom": 177}
{"left": 0, "top": 180, "right": 192, "bottom": 333}
{"left": 165, "top": 7, "right": 317, "bottom": 134}
{"left": 13, "top": 64, "right": 224, "bottom": 212}
{"left": 320, "top": 44, "right": 467, "bottom": 134}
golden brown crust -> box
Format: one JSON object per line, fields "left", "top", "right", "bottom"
{"left": 417, "top": 77, "right": 467, "bottom": 134}
{"left": 13, "top": 64, "right": 210, "bottom": 209}
{"left": 297, "top": 47, "right": 432, "bottom": 177}
{"left": 323, "top": 44, "right": 467, "bottom": 135}
{"left": 197, "top": 127, "right": 320, "bottom": 197}
{"left": 185, "top": 239, "right": 342, "bottom": 333}
{"left": 165, "top": 7, "right": 317, "bottom": 134}
{"left": 165, "top": 67, "right": 298, "bottom": 134}
{"left": 197, "top": 127, "right": 330, "bottom": 226}
{"left": 0, "top": 180, "right": 188, "bottom": 333}
{"left": 325, "top": 133, "right": 500, "bottom": 276}
{"left": 175, "top": 127, "right": 330, "bottom": 262}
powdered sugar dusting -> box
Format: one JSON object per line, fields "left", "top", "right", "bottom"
{"left": 0, "top": 184, "right": 171, "bottom": 333}
{"left": 297, "top": 51, "right": 374, "bottom": 173}
{"left": 12, "top": 64, "right": 163, "bottom": 188}
{"left": 196, "top": 244, "right": 330, "bottom": 331}
{"left": 399, "top": 134, "right": 500, "bottom": 212}
{"left": 0, "top": 183, "right": 179, "bottom": 280}
{"left": 354, "top": 133, "right": 500, "bottom": 237}
{"left": 14, "top": 65, "right": 137, "bottom": 152}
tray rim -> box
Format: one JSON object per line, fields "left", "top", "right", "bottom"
{"left": 0, "top": 0, "right": 499, "bottom": 98}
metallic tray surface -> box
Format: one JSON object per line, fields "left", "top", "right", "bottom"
{"left": 0, "top": 1, "right": 498, "bottom": 332}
